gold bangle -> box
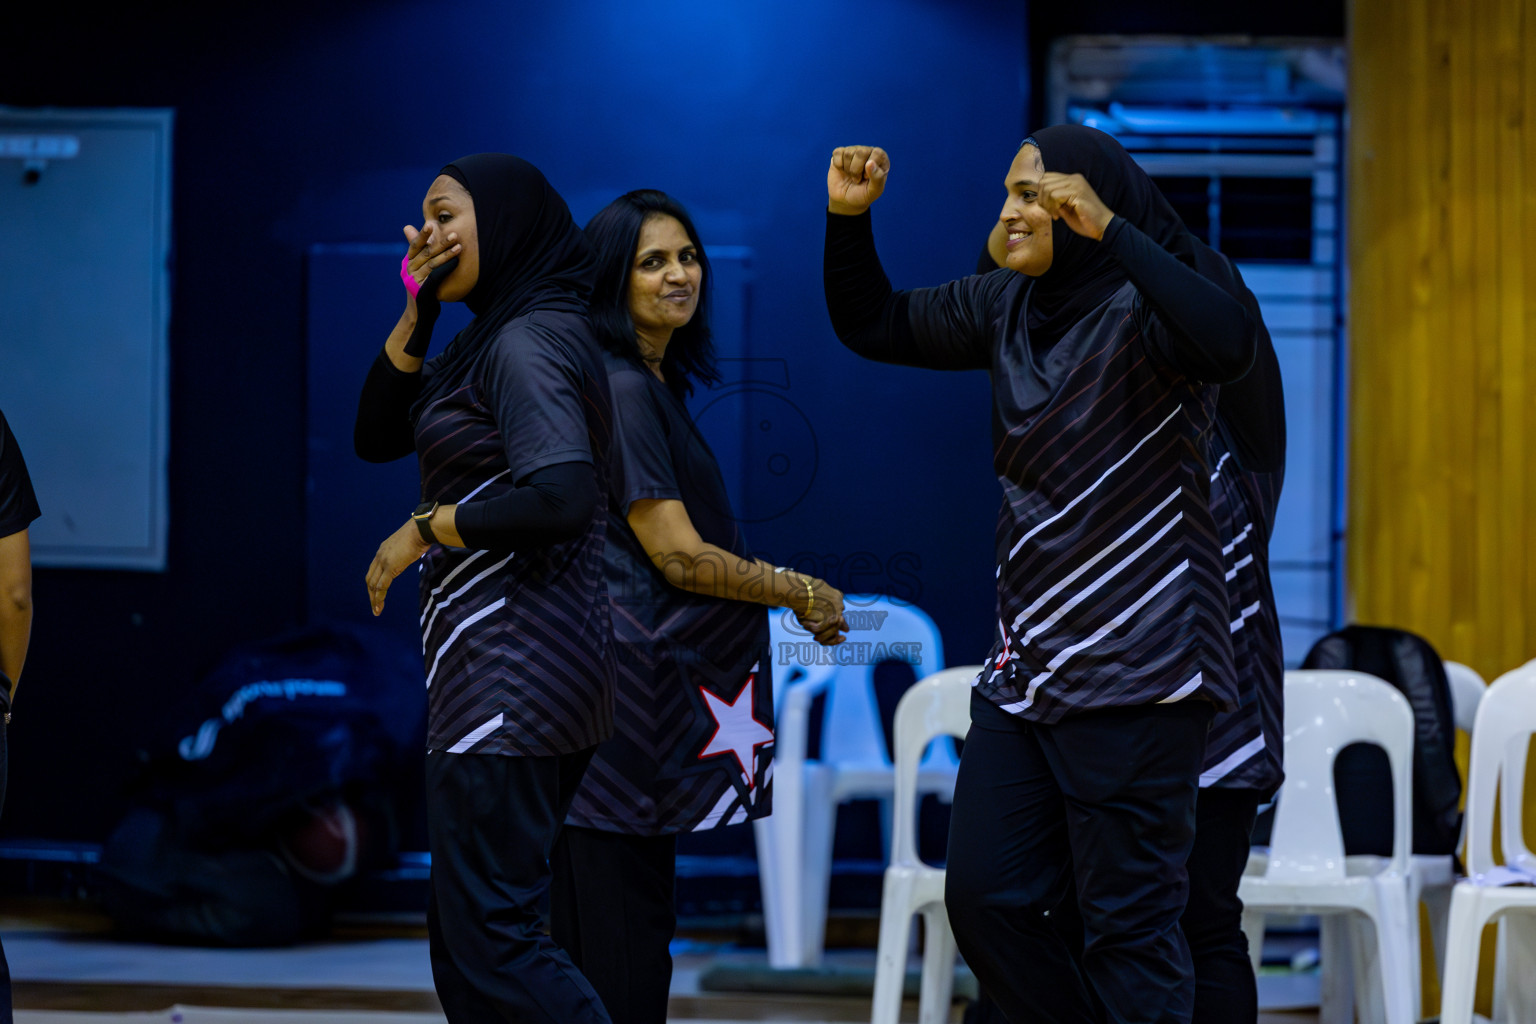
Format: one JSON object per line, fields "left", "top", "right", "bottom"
{"left": 803, "top": 578, "right": 815, "bottom": 618}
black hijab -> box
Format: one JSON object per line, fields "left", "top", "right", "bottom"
{"left": 413, "top": 153, "right": 595, "bottom": 418}
{"left": 1024, "top": 125, "right": 1196, "bottom": 343}
{"left": 1189, "top": 236, "right": 1288, "bottom": 472}
{"left": 1004, "top": 129, "right": 1284, "bottom": 468}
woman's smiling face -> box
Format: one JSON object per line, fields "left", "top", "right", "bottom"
{"left": 627, "top": 214, "right": 702, "bottom": 340}
{"left": 998, "top": 144, "right": 1054, "bottom": 276}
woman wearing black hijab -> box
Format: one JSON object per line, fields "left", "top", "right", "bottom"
{"left": 354, "top": 153, "right": 615, "bottom": 1024}
{"left": 823, "top": 125, "right": 1256, "bottom": 1024}
{"left": 972, "top": 205, "right": 1287, "bottom": 1024}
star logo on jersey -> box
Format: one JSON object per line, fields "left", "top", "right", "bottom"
{"left": 993, "top": 617, "right": 1014, "bottom": 670}
{"left": 698, "top": 664, "right": 773, "bottom": 789}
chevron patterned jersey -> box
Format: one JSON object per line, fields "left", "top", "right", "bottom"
{"left": 414, "top": 312, "right": 617, "bottom": 758}
{"left": 567, "top": 354, "right": 773, "bottom": 835}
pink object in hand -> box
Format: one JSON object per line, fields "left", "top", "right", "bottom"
{"left": 401, "top": 255, "right": 420, "bottom": 298}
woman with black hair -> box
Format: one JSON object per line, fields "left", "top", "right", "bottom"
{"left": 353, "top": 154, "right": 614, "bottom": 1024}
{"left": 550, "top": 189, "right": 847, "bottom": 1024}
{"left": 823, "top": 126, "right": 1258, "bottom": 1024}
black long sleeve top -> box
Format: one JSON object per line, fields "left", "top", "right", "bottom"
{"left": 1211, "top": 262, "right": 1286, "bottom": 474}
{"left": 826, "top": 211, "right": 1254, "bottom": 383}
{"left": 823, "top": 208, "right": 1246, "bottom": 723}
{"left": 972, "top": 228, "right": 1285, "bottom": 475}
{"left": 353, "top": 349, "right": 596, "bottom": 550}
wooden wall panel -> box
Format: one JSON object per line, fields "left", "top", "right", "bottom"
{"left": 1349, "top": 0, "right": 1535, "bottom": 681}
{"left": 1350, "top": 0, "right": 1534, "bottom": 1012}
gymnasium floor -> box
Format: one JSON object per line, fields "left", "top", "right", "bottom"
{"left": 1, "top": 905, "right": 1323, "bottom": 1023}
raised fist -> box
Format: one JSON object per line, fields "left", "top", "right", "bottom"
{"left": 827, "top": 146, "right": 889, "bottom": 215}
{"left": 1038, "top": 172, "right": 1115, "bottom": 241}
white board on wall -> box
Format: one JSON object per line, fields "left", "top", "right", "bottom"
{"left": 0, "top": 108, "right": 173, "bottom": 570}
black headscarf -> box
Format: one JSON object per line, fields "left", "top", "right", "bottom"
{"left": 1189, "top": 236, "right": 1288, "bottom": 472}
{"left": 999, "top": 129, "right": 1284, "bottom": 468}
{"left": 413, "top": 153, "right": 595, "bottom": 418}
{"left": 1023, "top": 125, "right": 1197, "bottom": 343}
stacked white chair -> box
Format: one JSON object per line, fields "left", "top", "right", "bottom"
{"left": 1409, "top": 661, "right": 1487, "bottom": 1009}
{"left": 1331, "top": 659, "right": 1488, "bottom": 1021}
{"left": 1237, "top": 670, "right": 1419, "bottom": 1024}
{"left": 869, "top": 666, "right": 980, "bottom": 1024}
{"left": 755, "top": 595, "right": 951, "bottom": 968}
{"left": 1445, "top": 661, "right": 1490, "bottom": 737}
{"left": 1437, "top": 662, "right": 1536, "bottom": 1024}
{"left": 755, "top": 609, "right": 839, "bottom": 972}
{"left": 1243, "top": 662, "right": 1485, "bottom": 1022}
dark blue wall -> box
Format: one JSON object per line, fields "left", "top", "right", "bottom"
{"left": 2, "top": 0, "right": 1346, "bottom": 844}
{"left": 2, "top": 0, "right": 1024, "bottom": 840}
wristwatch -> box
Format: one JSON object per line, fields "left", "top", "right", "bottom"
{"left": 412, "top": 501, "right": 440, "bottom": 544}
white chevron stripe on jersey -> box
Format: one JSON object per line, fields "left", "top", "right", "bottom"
{"left": 1224, "top": 553, "right": 1255, "bottom": 582}
{"left": 1007, "top": 406, "right": 1183, "bottom": 561}
{"left": 1229, "top": 600, "right": 1263, "bottom": 634}
{"left": 422, "top": 553, "right": 513, "bottom": 637}
{"left": 425, "top": 597, "right": 507, "bottom": 690}
{"left": 1001, "top": 560, "right": 1191, "bottom": 714}
{"left": 1209, "top": 451, "right": 1232, "bottom": 482}
{"left": 1222, "top": 522, "right": 1254, "bottom": 556}
{"left": 1015, "top": 508, "right": 1185, "bottom": 644}
{"left": 421, "top": 550, "right": 490, "bottom": 626}
{"left": 447, "top": 712, "right": 504, "bottom": 753}
{"left": 693, "top": 783, "right": 742, "bottom": 832}
{"left": 458, "top": 468, "right": 511, "bottom": 503}
{"left": 1200, "top": 733, "right": 1265, "bottom": 787}
{"left": 1009, "top": 488, "right": 1181, "bottom": 633}
{"left": 1157, "top": 671, "right": 1205, "bottom": 703}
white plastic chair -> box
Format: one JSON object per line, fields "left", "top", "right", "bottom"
{"left": 1438, "top": 662, "right": 1536, "bottom": 1024}
{"left": 1243, "top": 661, "right": 1487, "bottom": 1022}
{"left": 1341, "top": 659, "right": 1489, "bottom": 1020}
{"left": 869, "top": 666, "right": 980, "bottom": 1024}
{"left": 754, "top": 594, "right": 949, "bottom": 968}
{"left": 754, "top": 610, "right": 838, "bottom": 973}
{"left": 1405, "top": 661, "right": 1487, "bottom": 1008}
{"left": 1445, "top": 661, "right": 1488, "bottom": 736}
{"left": 1237, "top": 670, "right": 1419, "bottom": 1024}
